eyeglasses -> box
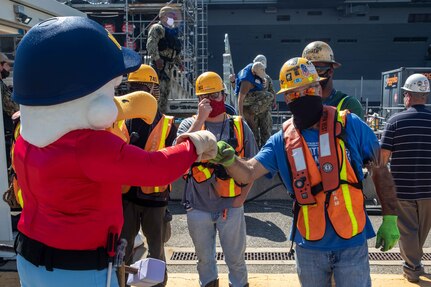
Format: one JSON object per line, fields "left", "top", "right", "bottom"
{"left": 314, "top": 65, "right": 332, "bottom": 77}
{"left": 199, "top": 92, "right": 222, "bottom": 100}
{"left": 314, "top": 65, "right": 332, "bottom": 72}
{"left": 284, "top": 86, "right": 320, "bottom": 103}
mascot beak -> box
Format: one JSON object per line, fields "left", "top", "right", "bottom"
{"left": 107, "top": 91, "right": 158, "bottom": 142}
{"left": 114, "top": 91, "right": 158, "bottom": 124}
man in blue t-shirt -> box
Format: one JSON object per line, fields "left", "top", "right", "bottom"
{"left": 380, "top": 73, "right": 431, "bottom": 283}
{"left": 212, "top": 57, "right": 400, "bottom": 287}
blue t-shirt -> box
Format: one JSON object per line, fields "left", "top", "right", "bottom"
{"left": 255, "top": 113, "right": 378, "bottom": 251}
{"left": 234, "top": 63, "right": 264, "bottom": 95}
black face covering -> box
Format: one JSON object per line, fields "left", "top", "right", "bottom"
{"left": 288, "top": 96, "right": 323, "bottom": 130}
{"left": 318, "top": 70, "right": 331, "bottom": 89}
{"left": 1, "top": 69, "right": 10, "bottom": 79}
{"left": 319, "top": 77, "right": 330, "bottom": 89}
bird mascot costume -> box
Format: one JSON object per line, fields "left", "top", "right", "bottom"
{"left": 11, "top": 17, "right": 217, "bottom": 287}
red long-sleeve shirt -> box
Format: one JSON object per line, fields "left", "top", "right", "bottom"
{"left": 14, "top": 129, "right": 196, "bottom": 250}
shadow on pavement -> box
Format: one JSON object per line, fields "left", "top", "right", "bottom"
{"left": 245, "top": 215, "right": 288, "bottom": 242}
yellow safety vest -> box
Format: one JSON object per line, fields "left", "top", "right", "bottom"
{"left": 188, "top": 115, "right": 245, "bottom": 198}
{"left": 121, "top": 115, "right": 174, "bottom": 194}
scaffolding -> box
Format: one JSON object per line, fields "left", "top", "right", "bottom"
{"left": 68, "top": 0, "right": 208, "bottom": 99}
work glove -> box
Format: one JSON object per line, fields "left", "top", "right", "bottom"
{"left": 375, "top": 215, "right": 400, "bottom": 252}
{"left": 176, "top": 130, "right": 217, "bottom": 162}
{"left": 210, "top": 141, "right": 236, "bottom": 167}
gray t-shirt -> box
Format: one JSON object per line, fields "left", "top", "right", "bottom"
{"left": 177, "top": 116, "right": 258, "bottom": 212}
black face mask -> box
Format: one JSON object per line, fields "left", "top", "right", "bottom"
{"left": 288, "top": 96, "right": 323, "bottom": 130}
{"left": 319, "top": 77, "right": 330, "bottom": 89}
{"left": 317, "top": 69, "right": 331, "bottom": 89}
{"left": 1, "top": 69, "right": 10, "bottom": 79}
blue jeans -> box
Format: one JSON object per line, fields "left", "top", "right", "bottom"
{"left": 17, "top": 255, "right": 119, "bottom": 287}
{"left": 295, "top": 241, "right": 371, "bottom": 287}
{"left": 187, "top": 207, "right": 248, "bottom": 287}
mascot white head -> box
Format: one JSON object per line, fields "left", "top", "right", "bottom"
{"left": 12, "top": 16, "right": 153, "bottom": 147}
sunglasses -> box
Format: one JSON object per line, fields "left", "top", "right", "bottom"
{"left": 199, "top": 92, "right": 222, "bottom": 100}
{"left": 284, "top": 86, "right": 320, "bottom": 103}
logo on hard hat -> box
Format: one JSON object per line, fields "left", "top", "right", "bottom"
{"left": 418, "top": 80, "right": 429, "bottom": 92}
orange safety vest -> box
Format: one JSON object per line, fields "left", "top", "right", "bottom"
{"left": 187, "top": 115, "right": 245, "bottom": 198}
{"left": 121, "top": 115, "right": 174, "bottom": 194}
{"left": 283, "top": 106, "right": 365, "bottom": 241}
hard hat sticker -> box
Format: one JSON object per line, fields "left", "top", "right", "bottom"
{"left": 300, "top": 64, "right": 310, "bottom": 76}
{"left": 286, "top": 73, "right": 292, "bottom": 81}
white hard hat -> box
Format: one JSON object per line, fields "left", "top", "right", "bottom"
{"left": 252, "top": 62, "right": 267, "bottom": 80}
{"left": 253, "top": 54, "right": 267, "bottom": 68}
{"left": 402, "top": 74, "right": 430, "bottom": 93}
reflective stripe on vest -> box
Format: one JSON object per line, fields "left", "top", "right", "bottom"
{"left": 140, "top": 115, "right": 174, "bottom": 194}
{"left": 336, "top": 96, "right": 347, "bottom": 112}
{"left": 107, "top": 120, "right": 129, "bottom": 143}
{"left": 190, "top": 115, "right": 245, "bottom": 198}
{"left": 283, "top": 106, "right": 365, "bottom": 241}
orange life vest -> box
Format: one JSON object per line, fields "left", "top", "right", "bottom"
{"left": 283, "top": 106, "right": 365, "bottom": 241}
{"left": 187, "top": 115, "right": 245, "bottom": 198}
{"left": 121, "top": 115, "right": 174, "bottom": 194}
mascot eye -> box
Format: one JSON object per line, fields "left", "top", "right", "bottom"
{"left": 121, "top": 99, "right": 130, "bottom": 103}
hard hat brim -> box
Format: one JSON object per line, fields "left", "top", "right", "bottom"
{"left": 309, "top": 60, "right": 341, "bottom": 69}
{"left": 332, "top": 61, "right": 341, "bottom": 69}
{"left": 276, "top": 77, "right": 326, "bottom": 95}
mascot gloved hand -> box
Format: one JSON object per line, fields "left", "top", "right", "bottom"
{"left": 11, "top": 16, "right": 215, "bottom": 287}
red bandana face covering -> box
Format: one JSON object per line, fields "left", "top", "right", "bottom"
{"left": 209, "top": 99, "right": 226, "bottom": 118}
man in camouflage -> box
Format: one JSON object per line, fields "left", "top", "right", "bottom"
{"left": 146, "top": 5, "right": 182, "bottom": 114}
{"left": 235, "top": 55, "right": 275, "bottom": 147}
{"left": 1, "top": 52, "right": 19, "bottom": 166}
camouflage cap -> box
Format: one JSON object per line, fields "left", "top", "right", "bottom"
{"left": 159, "top": 6, "right": 178, "bottom": 17}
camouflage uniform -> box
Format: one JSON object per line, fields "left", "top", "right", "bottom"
{"left": 146, "top": 22, "right": 181, "bottom": 114}
{"left": 243, "top": 75, "right": 275, "bottom": 147}
{"left": 1, "top": 79, "right": 19, "bottom": 167}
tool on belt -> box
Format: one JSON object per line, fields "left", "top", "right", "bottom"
{"left": 106, "top": 227, "right": 118, "bottom": 287}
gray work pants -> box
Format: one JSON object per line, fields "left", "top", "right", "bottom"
{"left": 397, "top": 199, "right": 431, "bottom": 277}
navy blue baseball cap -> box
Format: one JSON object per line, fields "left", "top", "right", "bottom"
{"left": 13, "top": 17, "right": 142, "bottom": 106}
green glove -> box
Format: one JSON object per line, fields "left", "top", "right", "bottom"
{"left": 210, "top": 141, "right": 236, "bottom": 167}
{"left": 375, "top": 215, "right": 400, "bottom": 252}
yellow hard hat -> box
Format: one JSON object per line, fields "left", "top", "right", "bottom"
{"left": 195, "top": 71, "right": 224, "bottom": 96}
{"left": 302, "top": 41, "right": 341, "bottom": 68}
{"left": 128, "top": 64, "right": 159, "bottom": 84}
{"left": 277, "top": 57, "right": 323, "bottom": 94}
